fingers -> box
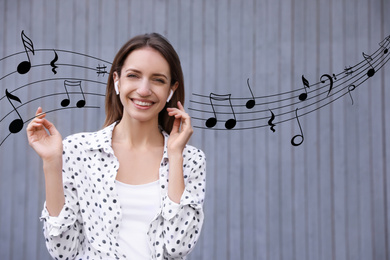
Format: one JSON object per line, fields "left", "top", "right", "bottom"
{"left": 167, "top": 101, "right": 193, "bottom": 136}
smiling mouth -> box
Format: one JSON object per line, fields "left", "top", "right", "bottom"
{"left": 132, "top": 99, "right": 154, "bottom": 107}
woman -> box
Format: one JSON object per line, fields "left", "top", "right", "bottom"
{"left": 26, "top": 33, "right": 206, "bottom": 260}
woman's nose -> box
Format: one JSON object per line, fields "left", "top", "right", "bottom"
{"left": 137, "top": 79, "right": 152, "bottom": 96}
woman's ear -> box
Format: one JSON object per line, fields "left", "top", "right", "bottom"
{"left": 167, "top": 82, "right": 179, "bottom": 102}
{"left": 113, "top": 72, "right": 119, "bottom": 95}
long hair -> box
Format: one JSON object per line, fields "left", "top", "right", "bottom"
{"left": 103, "top": 33, "right": 185, "bottom": 133}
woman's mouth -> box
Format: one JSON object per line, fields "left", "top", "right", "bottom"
{"left": 131, "top": 99, "right": 155, "bottom": 109}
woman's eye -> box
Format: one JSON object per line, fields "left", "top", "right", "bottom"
{"left": 127, "top": 74, "right": 138, "bottom": 78}
{"left": 155, "top": 78, "right": 166, "bottom": 84}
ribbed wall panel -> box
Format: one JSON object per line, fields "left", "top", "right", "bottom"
{"left": 0, "top": 0, "right": 389, "bottom": 259}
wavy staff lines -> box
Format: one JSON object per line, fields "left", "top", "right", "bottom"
{"left": 0, "top": 63, "right": 110, "bottom": 82}
{"left": 0, "top": 105, "right": 100, "bottom": 147}
{"left": 189, "top": 37, "right": 389, "bottom": 113}
{"left": 0, "top": 78, "right": 106, "bottom": 103}
{"left": 0, "top": 49, "right": 112, "bottom": 64}
{"left": 0, "top": 91, "right": 105, "bottom": 124}
{"left": 190, "top": 45, "right": 390, "bottom": 130}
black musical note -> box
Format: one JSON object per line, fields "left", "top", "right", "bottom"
{"left": 17, "top": 30, "right": 35, "bottom": 74}
{"left": 245, "top": 78, "right": 255, "bottom": 109}
{"left": 5, "top": 89, "right": 24, "bottom": 134}
{"left": 50, "top": 50, "right": 58, "bottom": 74}
{"left": 348, "top": 84, "right": 356, "bottom": 105}
{"left": 268, "top": 109, "right": 276, "bottom": 132}
{"left": 362, "top": 52, "right": 376, "bottom": 77}
{"left": 344, "top": 66, "right": 354, "bottom": 76}
{"left": 320, "top": 74, "right": 334, "bottom": 97}
{"left": 205, "top": 93, "right": 236, "bottom": 129}
{"left": 61, "top": 80, "right": 86, "bottom": 108}
{"left": 299, "top": 75, "right": 310, "bottom": 101}
{"left": 291, "top": 108, "right": 304, "bottom": 146}
{"left": 379, "top": 35, "right": 390, "bottom": 54}
{"left": 96, "top": 64, "right": 108, "bottom": 76}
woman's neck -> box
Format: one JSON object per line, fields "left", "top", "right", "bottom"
{"left": 112, "top": 116, "right": 163, "bottom": 149}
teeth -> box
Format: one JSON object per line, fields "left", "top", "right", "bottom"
{"left": 133, "top": 100, "right": 153, "bottom": 106}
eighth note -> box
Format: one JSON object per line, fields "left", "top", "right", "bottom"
{"left": 245, "top": 78, "right": 255, "bottom": 109}
{"left": 5, "top": 89, "right": 24, "bottom": 134}
{"left": 61, "top": 80, "right": 86, "bottom": 108}
{"left": 17, "top": 30, "right": 35, "bottom": 74}
{"left": 298, "top": 75, "right": 310, "bottom": 101}
{"left": 291, "top": 108, "right": 304, "bottom": 146}
{"left": 205, "top": 93, "right": 237, "bottom": 129}
{"left": 362, "top": 52, "right": 376, "bottom": 77}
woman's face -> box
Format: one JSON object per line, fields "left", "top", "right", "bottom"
{"left": 114, "top": 47, "right": 177, "bottom": 125}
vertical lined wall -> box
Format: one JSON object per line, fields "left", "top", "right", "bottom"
{"left": 0, "top": 0, "right": 389, "bottom": 259}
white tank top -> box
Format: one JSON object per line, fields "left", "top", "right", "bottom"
{"left": 115, "top": 179, "right": 161, "bottom": 259}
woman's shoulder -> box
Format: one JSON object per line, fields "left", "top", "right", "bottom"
{"left": 62, "top": 123, "right": 115, "bottom": 150}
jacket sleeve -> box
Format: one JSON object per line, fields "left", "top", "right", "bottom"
{"left": 40, "top": 138, "right": 84, "bottom": 259}
{"left": 160, "top": 147, "right": 206, "bottom": 258}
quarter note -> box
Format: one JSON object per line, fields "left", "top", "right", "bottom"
{"left": 5, "top": 89, "right": 24, "bottom": 134}
{"left": 205, "top": 93, "right": 237, "bottom": 129}
{"left": 362, "top": 52, "right": 375, "bottom": 77}
{"left": 61, "top": 80, "right": 86, "bottom": 108}
{"left": 299, "top": 75, "right": 310, "bottom": 101}
{"left": 50, "top": 50, "right": 59, "bottom": 74}
{"left": 245, "top": 78, "right": 256, "bottom": 109}
{"left": 291, "top": 108, "right": 304, "bottom": 146}
{"left": 378, "top": 35, "right": 390, "bottom": 54}
{"left": 17, "top": 30, "right": 35, "bottom": 74}
{"left": 320, "top": 74, "right": 334, "bottom": 97}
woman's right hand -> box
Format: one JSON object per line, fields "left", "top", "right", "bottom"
{"left": 27, "top": 107, "right": 63, "bottom": 162}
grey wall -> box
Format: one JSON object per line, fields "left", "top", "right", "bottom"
{"left": 1, "top": 0, "right": 389, "bottom": 259}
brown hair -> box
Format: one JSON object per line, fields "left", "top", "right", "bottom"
{"left": 103, "top": 33, "right": 185, "bottom": 133}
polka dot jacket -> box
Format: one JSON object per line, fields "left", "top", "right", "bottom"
{"left": 40, "top": 122, "right": 206, "bottom": 260}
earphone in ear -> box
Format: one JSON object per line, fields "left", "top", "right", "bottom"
{"left": 114, "top": 81, "right": 119, "bottom": 95}
{"left": 167, "top": 89, "right": 174, "bottom": 102}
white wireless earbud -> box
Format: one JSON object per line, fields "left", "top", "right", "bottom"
{"left": 167, "top": 89, "right": 174, "bottom": 102}
{"left": 114, "top": 81, "right": 119, "bottom": 95}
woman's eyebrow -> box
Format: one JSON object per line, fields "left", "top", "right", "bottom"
{"left": 125, "top": 68, "right": 168, "bottom": 79}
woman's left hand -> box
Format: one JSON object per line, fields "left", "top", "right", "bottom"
{"left": 167, "top": 101, "right": 193, "bottom": 155}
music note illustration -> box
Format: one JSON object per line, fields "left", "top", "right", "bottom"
{"left": 61, "top": 80, "right": 86, "bottom": 108}
{"left": 320, "top": 74, "right": 334, "bottom": 97}
{"left": 362, "top": 52, "right": 376, "bottom": 77}
{"left": 379, "top": 35, "right": 390, "bottom": 54}
{"left": 298, "top": 75, "right": 310, "bottom": 101}
{"left": 50, "top": 50, "right": 59, "bottom": 74}
{"left": 291, "top": 108, "right": 304, "bottom": 146}
{"left": 344, "top": 66, "right": 354, "bottom": 76}
{"left": 268, "top": 109, "right": 276, "bottom": 132}
{"left": 348, "top": 84, "right": 356, "bottom": 105}
{"left": 5, "top": 89, "right": 24, "bottom": 134}
{"left": 205, "top": 93, "right": 237, "bottom": 129}
{"left": 96, "top": 64, "right": 108, "bottom": 76}
{"left": 245, "top": 78, "right": 256, "bottom": 109}
{"left": 17, "top": 30, "right": 35, "bottom": 74}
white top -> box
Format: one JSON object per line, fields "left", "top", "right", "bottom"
{"left": 115, "top": 179, "right": 161, "bottom": 259}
